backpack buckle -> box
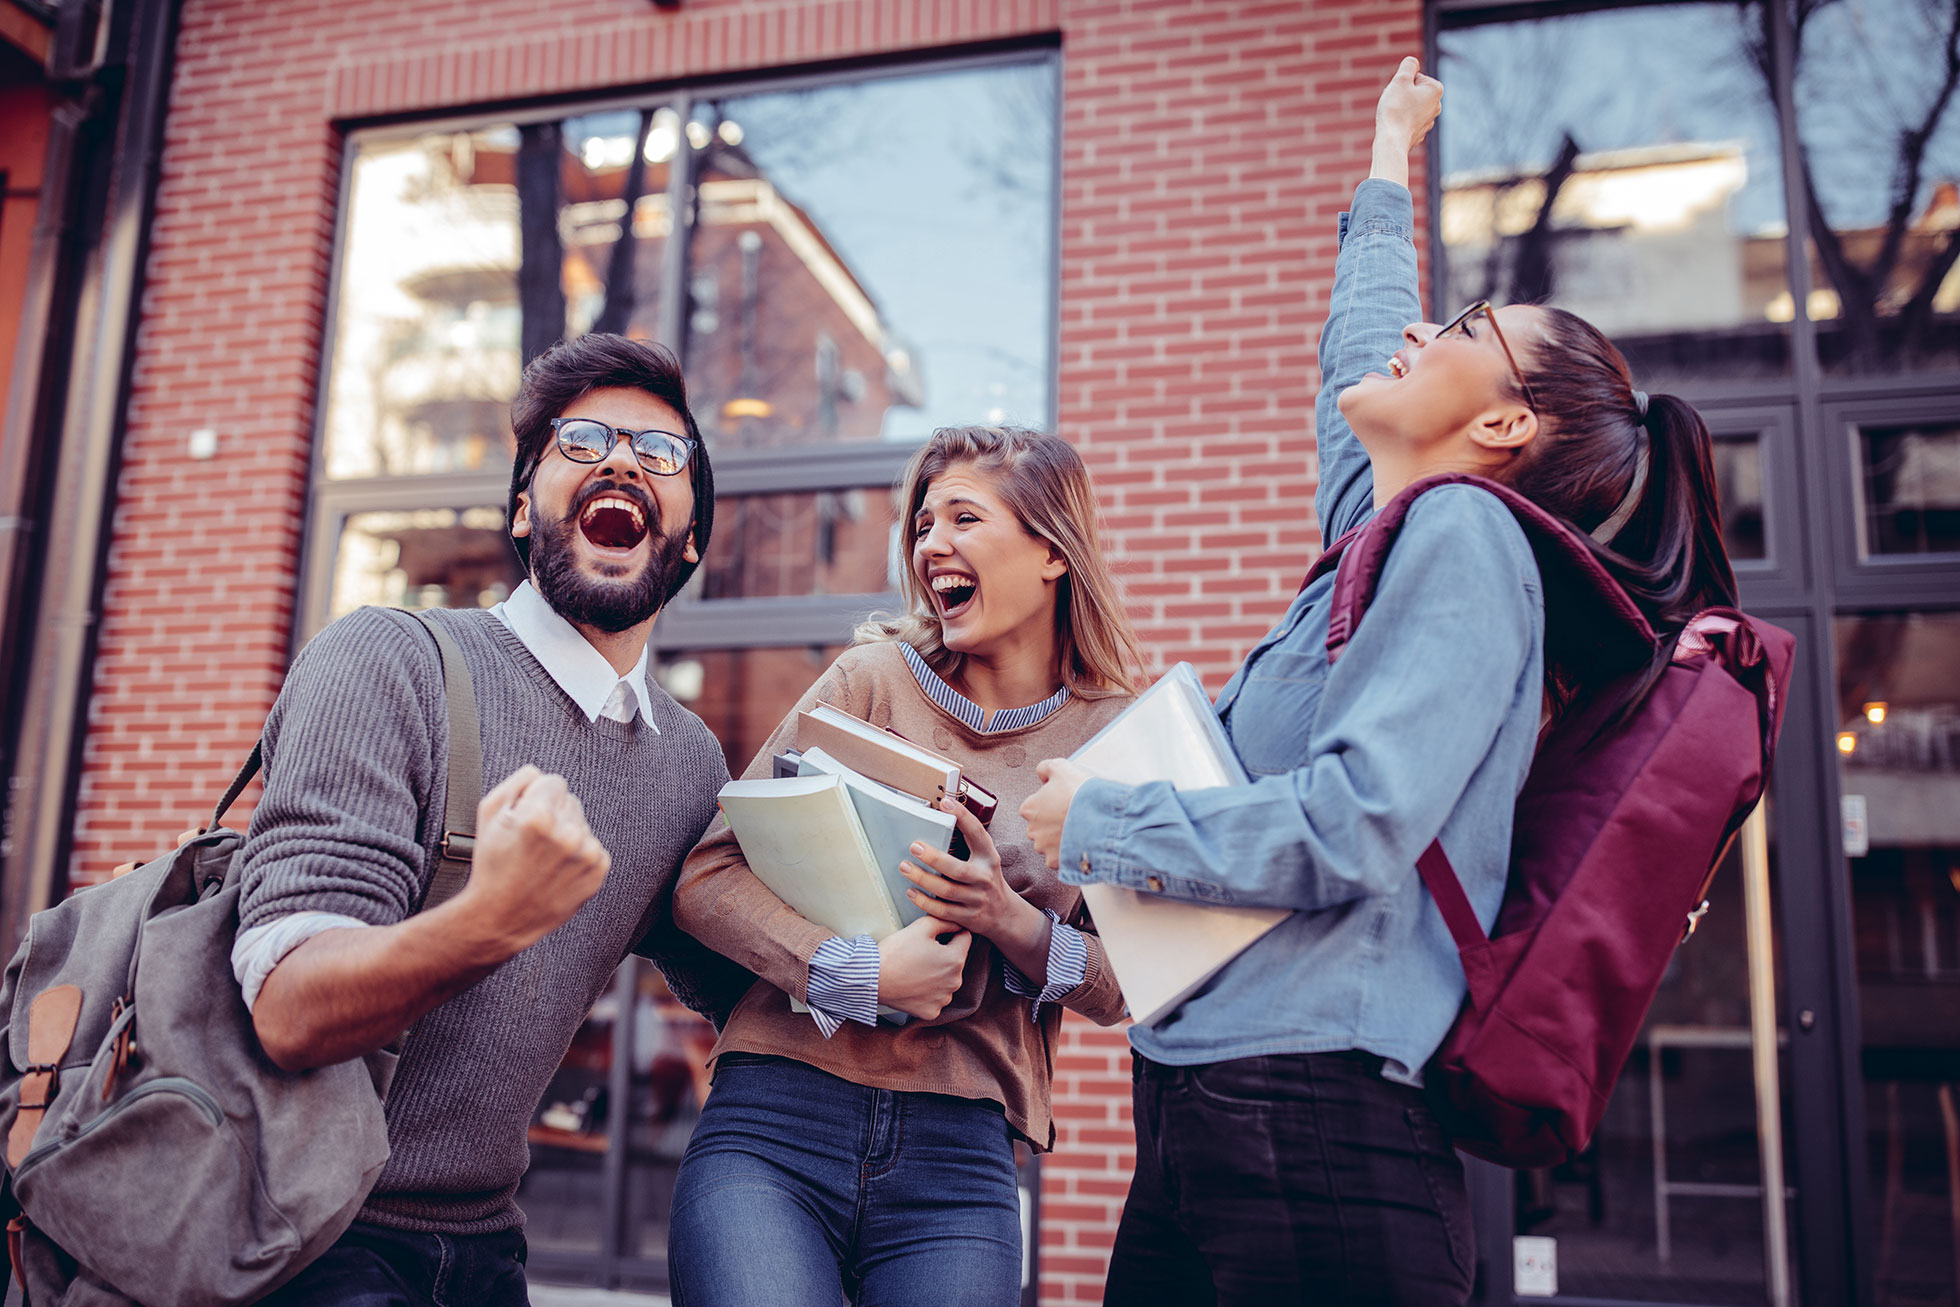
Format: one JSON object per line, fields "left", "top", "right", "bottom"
{"left": 1681, "top": 899, "right": 1711, "bottom": 942}
{"left": 16, "top": 1064, "right": 56, "bottom": 1111}
{"left": 440, "top": 831, "right": 475, "bottom": 862}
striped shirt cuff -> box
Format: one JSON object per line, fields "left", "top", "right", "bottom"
{"left": 806, "top": 933, "right": 882, "bottom": 1037}
{"left": 1001, "top": 911, "right": 1088, "bottom": 1021}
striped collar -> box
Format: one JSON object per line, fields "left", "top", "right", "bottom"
{"left": 899, "top": 643, "right": 1070, "bottom": 734}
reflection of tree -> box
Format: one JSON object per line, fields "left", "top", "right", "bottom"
{"left": 1443, "top": 21, "right": 1605, "bottom": 305}
{"left": 591, "top": 110, "right": 657, "bottom": 338}
{"left": 1757, "top": 0, "right": 1960, "bottom": 367}
{"left": 517, "top": 122, "right": 566, "bottom": 365}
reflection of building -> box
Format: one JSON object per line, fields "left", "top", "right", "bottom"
{"left": 1445, "top": 143, "right": 1781, "bottom": 332}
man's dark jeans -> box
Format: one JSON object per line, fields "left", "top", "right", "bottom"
{"left": 258, "top": 1220, "right": 528, "bottom": 1307}
{"left": 1105, "top": 1050, "right": 1474, "bottom": 1307}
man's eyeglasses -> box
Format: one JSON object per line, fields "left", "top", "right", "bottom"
{"left": 548, "top": 418, "right": 696, "bottom": 476}
{"left": 1436, "top": 300, "right": 1538, "bottom": 411}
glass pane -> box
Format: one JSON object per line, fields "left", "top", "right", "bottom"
{"left": 1797, "top": 0, "right": 1960, "bottom": 374}
{"left": 323, "top": 129, "right": 525, "bottom": 479}
{"left": 1513, "top": 827, "right": 1794, "bottom": 1302}
{"left": 1438, "top": 5, "right": 1792, "bottom": 388}
{"left": 1858, "top": 420, "right": 1960, "bottom": 556}
{"left": 687, "top": 488, "right": 900, "bottom": 601}
{"left": 518, "top": 970, "right": 622, "bottom": 1258}
{"left": 1835, "top": 612, "right": 1960, "bottom": 1307}
{"left": 1716, "top": 436, "right": 1770, "bottom": 561}
{"left": 655, "top": 645, "right": 847, "bottom": 772}
{"left": 624, "top": 964, "right": 718, "bottom": 1259}
{"left": 683, "top": 62, "right": 1058, "bottom": 450}
{"left": 328, "top": 506, "right": 523, "bottom": 618}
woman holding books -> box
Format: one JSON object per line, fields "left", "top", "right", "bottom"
{"left": 667, "top": 425, "right": 1144, "bottom": 1307}
{"left": 1021, "top": 57, "right": 1742, "bottom": 1307}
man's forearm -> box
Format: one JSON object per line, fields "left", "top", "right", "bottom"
{"left": 252, "top": 898, "right": 521, "bottom": 1071}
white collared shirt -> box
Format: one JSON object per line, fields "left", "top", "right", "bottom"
{"left": 230, "top": 584, "right": 657, "bottom": 1009}
{"left": 493, "top": 580, "right": 658, "bottom": 730}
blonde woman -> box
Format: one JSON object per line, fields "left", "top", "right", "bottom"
{"left": 668, "top": 426, "right": 1142, "bottom": 1307}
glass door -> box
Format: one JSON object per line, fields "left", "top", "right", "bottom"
{"left": 1495, "top": 808, "right": 1796, "bottom": 1303}
{"left": 1834, "top": 611, "right": 1960, "bottom": 1307}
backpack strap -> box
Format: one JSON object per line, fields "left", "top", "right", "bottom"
{"left": 403, "top": 610, "right": 482, "bottom": 913}
{"left": 1309, "top": 473, "right": 1656, "bottom": 666}
{"left": 206, "top": 609, "right": 483, "bottom": 912}
{"left": 6, "top": 986, "right": 82, "bottom": 1168}
{"left": 1415, "top": 840, "right": 1486, "bottom": 955}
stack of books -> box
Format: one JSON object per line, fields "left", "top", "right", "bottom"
{"left": 718, "top": 671, "right": 1288, "bottom": 1031}
{"left": 716, "top": 703, "right": 996, "bottom": 947}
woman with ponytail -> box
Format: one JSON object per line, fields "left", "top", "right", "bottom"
{"left": 1019, "top": 57, "right": 1739, "bottom": 1307}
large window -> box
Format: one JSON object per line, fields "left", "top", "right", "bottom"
{"left": 307, "top": 53, "right": 1059, "bottom": 1292}
{"left": 1437, "top": 2, "right": 1960, "bottom": 1305}
{"left": 307, "top": 53, "right": 1059, "bottom": 667}
{"left": 1438, "top": 3, "right": 1793, "bottom": 389}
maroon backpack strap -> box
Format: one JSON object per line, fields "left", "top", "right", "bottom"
{"left": 1415, "top": 839, "right": 1487, "bottom": 954}
{"left": 1299, "top": 520, "right": 1367, "bottom": 596}
{"left": 1318, "top": 473, "right": 1657, "bottom": 665}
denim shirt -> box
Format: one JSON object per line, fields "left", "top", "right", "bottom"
{"left": 1059, "top": 180, "right": 1545, "bottom": 1082}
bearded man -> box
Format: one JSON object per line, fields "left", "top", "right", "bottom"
{"left": 234, "top": 334, "right": 744, "bottom": 1306}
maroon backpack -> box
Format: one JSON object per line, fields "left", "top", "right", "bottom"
{"left": 1303, "top": 473, "right": 1795, "bottom": 1168}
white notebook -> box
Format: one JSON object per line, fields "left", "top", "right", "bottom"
{"left": 794, "top": 746, "right": 956, "bottom": 928}
{"left": 715, "top": 774, "right": 905, "bottom": 941}
{"left": 1071, "top": 664, "right": 1291, "bottom": 1026}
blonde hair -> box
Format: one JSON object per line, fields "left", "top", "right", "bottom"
{"left": 855, "top": 426, "right": 1145, "bottom": 696}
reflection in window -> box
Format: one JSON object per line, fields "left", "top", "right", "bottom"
{"left": 329, "top": 506, "right": 523, "bottom": 618}
{"left": 519, "top": 961, "right": 717, "bottom": 1262}
{"left": 656, "top": 645, "right": 846, "bottom": 773}
{"left": 1797, "top": 0, "right": 1960, "bottom": 374}
{"left": 324, "top": 130, "right": 525, "bottom": 480}
{"left": 1437, "top": 4, "right": 1791, "bottom": 386}
{"left": 683, "top": 66, "right": 1057, "bottom": 447}
{"left": 688, "top": 489, "right": 900, "bottom": 601}
{"left": 1714, "top": 436, "right": 1768, "bottom": 561}
{"left": 1859, "top": 421, "right": 1960, "bottom": 556}
{"left": 1835, "top": 612, "right": 1960, "bottom": 1307}
{"left": 320, "top": 61, "right": 1057, "bottom": 488}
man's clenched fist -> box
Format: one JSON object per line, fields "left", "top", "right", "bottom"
{"left": 458, "top": 764, "right": 611, "bottom": 954}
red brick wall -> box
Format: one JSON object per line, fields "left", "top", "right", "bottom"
{"left": 74, "top": 0, "right": 1423, "bottom": 1302}
{"left": 1044, "top": 5, "right": 1424, "bottom": 1297}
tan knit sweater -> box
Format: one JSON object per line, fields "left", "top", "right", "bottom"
{"left": 672, "top": 640, "right": 1133, "bottom": 1149}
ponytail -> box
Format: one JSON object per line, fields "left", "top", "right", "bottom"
{"left": 1496, "top": 307, "right": 1738, "bottom": 711}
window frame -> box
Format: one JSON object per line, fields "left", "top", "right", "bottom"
{"left": 293, "top": 45, "right": 1063, "bottom": 1297}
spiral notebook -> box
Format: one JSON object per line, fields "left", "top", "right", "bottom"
{"left": 1070, "top": 664, "right": 1291, "bottom": 1026}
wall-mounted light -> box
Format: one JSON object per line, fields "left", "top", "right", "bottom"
{"left": 723, "top": 398, "right": 773, "bottom": 419}
{"left": 1836, "top": 731, "right": 1858, "bottom": 755}
{"left": 1863, "top": 701, "right": 1888, "bottom": 725}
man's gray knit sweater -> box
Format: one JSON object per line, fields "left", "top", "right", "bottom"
{"left": 236, "top": 605, "right": 733, "bottom": 1234}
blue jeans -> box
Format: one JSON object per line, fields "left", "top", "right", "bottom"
{"left": 1105, "top": 1051, "right": 1474, "bottom": 1306}
{"left": 669, "top": 1054, "right": 1023, "bottom": 1307}
{"left": 258, "top": 1220, "right": 528, "bottom": 1307}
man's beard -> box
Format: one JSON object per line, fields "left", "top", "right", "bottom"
{"left": 528, "top": 492, "right": 693, "bottom": 634}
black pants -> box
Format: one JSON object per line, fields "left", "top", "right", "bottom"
{"left": 258, "top": 1220, "right": 528, "bottom": 1307}
{"left": 1105, "top": 1051, "right": 1474, "bottom": 1307}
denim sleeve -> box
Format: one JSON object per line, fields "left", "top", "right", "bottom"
{"left": 1315, "top": 180, "right": 1420, "bottom": 544}
{"left": 804, "top": 933, "right": 881, "bottom": 1037}
{"left": 1060, "top": 487, "right": 1537, "bottom": 911}
{"left": 999, "top": 912, "right": 1089, "bottom": 1021}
